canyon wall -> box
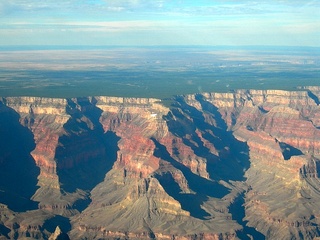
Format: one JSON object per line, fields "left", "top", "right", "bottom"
{"left": 186, "top": 88, "right": 320, "bottom": 239}
{"left": 0, "top": 87, "right": 320, "bottom": 239}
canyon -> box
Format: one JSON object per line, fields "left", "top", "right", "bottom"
{"left": 0, "top": 87, "right": 320, "bottom": 239}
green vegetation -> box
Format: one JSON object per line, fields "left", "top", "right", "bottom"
{"left": 0, "top": 47, "right": 319, "bottom": 99}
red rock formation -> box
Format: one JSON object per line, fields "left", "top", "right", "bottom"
{"left": 1, "top": 87, "right": 320, "bottom": 239}
{"left": 192, "top": 88, "right": 320, "bottom": 239}
{"left": 5, "top": 97, "right": 69, "bottom": 193}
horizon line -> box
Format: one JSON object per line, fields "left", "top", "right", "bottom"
{"left": 1, "top": 45, "right": 320, "bottom": 51}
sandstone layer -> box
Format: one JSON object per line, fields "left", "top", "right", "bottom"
{"left": 0, "top": 86, "right": 320, "bottom": 239}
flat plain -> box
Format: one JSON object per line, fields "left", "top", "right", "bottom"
{"left": 0, "top": 46, "right": 319, "bottom": 98}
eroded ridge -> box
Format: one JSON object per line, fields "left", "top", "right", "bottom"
{"left": 0, "top": 87, "right": 320, "bottom": 239}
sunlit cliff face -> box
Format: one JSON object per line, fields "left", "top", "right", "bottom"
{"left": 0, "top": 87, "right": 320, "bottom": 239}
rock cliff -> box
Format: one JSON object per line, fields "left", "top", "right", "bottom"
{"left": 189, "top": 87, "right": 320, "bottom": 239}
{"left": 0, "top": 86, "right": 320, "bottom": 239}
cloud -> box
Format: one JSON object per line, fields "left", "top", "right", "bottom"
{"left": 103, "top": 0, "right": 166, "bottom": 9}
{"left": 1, "top": 20, "right": 176, "bottom": 33}
{"left": 281, "top": 22, "right": 320, "bottom": 34}
{"left": 0, "top": 0, "right": 73, "bottom": 15}
{"left": 0, "top": 2, "right": 23, "bottom": 15}
{"left": 0, "top": 0, "right": 319, "bottom": 46}
{"left": 2, "top": 0, "right": 319, "bottom": 17}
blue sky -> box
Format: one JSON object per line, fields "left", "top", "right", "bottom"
{"left": 0, "top": 0, "right": 319, "bottom": 46}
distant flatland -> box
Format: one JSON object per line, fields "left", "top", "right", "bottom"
{"left": 0, "top": 46, "right": 319, "bottom": 98}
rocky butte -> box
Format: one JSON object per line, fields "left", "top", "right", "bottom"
{"left": 0, "top": 86, "right": 320, "bottom": 239}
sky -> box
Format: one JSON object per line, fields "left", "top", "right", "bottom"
{"left": 0, "top": 0, "right": 319, "bottom": 46}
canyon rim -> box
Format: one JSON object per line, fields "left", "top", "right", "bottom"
{"left": 1, "top": 87, "right": 320, "bottom": 239}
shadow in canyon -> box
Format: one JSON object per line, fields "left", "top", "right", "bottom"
{"left": 195, "top": 94, "right": 264, "bottom": 239}
{"left": 155, "top": 171, "right": 211, "bottom": 219}
{"left": 278, "top": 141, "right": 304, "bottom": 160}
{"left": 0, "top": 224, "right": 10, "bottom": 239}
{"left": 0, "top": 102, "right": 40, "bottom": 212}
{"left": 194, "top": 94, "right": 250, "bottom": 180}
{"left": 152, "top": 138, "right": 228, "bottom": 220}
{"left": 43, "top": 215, "right": 71, "bottom": 237}
{"left": 307, "top": 90, "right": 320, "bottom": 105}
{"left": 158, "top": 94, "right": 253, "bottom": 226}
{"left": 166, "top": 95, "right": 250, "bottom": 182}
{"left": 229, "top": 193, "right": 265, "bottom": 240}
{"left": 71, "top": 195, "right": 92, "bottom": 213}
{"left": 56, "top": 98, "right": 119, "bottom": 194}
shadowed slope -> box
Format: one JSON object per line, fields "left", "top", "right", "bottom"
{"left": 0, "top": 102, "right": 40, "bottom": 212}
{"left": 56, "top": 98, "right": 119, "bottom": 193}
{"left": 229, "top": 193, "right": 265, "bottom": 240}
{"left": 194, "top": 94, "right": 250, "bottom": 181}
{"left": 152, "top": 138, "right": 228, "bottom": 220}
{"left": 165, "top": 95, "right": 250, "bottom": 183}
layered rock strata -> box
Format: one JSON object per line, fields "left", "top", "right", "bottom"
{"left": 0, "top": 86, "right": 320, "bottom": 239}
{"left": 186, "top": 88, "right": 320, "bottom": 239}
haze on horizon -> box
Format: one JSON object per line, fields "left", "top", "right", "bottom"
{"left": 0, "top": 0, "right": 319, "bottom": 47}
